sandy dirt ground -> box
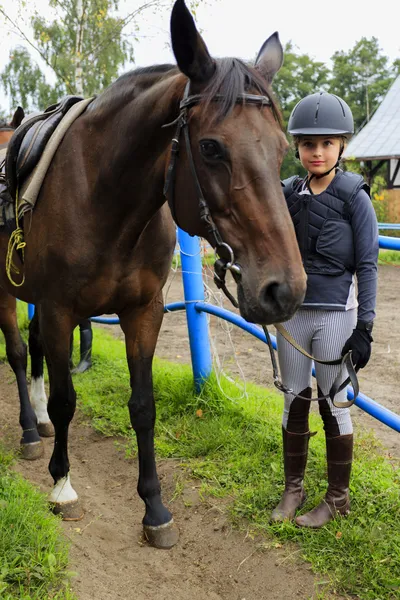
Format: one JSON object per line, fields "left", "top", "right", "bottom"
{"left": 1, "top": 263, "right": 398, "bottom": 600}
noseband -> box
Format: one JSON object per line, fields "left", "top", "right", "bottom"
{"left": 163, "top": 82, "right": 272, "bottom": 302}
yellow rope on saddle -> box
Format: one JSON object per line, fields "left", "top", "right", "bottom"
{"left": 6, "top": 187, "right": 26, "bottom": 287}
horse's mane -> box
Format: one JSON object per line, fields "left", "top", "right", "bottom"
{"left": 199, "top": 58, "right": 281, "bottom": 126}
{"left": 89, "top": 59, "right": 281, "bottom": 126}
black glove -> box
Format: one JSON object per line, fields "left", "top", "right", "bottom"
{"left": 341, "top": 327, "right": 373, "bottom": 370}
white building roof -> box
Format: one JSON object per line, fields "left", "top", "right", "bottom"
{"left": 343, "top": 76, "right": 400, "bottom": 161}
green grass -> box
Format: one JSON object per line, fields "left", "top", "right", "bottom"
{"left": 378, "top": 249, "right": 400, "bottom": 265}
{"left": 0, "top": 303, "right": 75, "bottom": 600}
{"left": 72, "top": 326, "right": 400, "bottom": 600}
{"left": 0, "top": 446, "right": 76, "bottom": 600}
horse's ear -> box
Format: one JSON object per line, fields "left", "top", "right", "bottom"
{"left": 10, "top": 106, "right": 25, "bottom": 129}
{"left": 170, "top": 0, "right": 216, "bottom": 83}
{"left": 255, "top": 32, "right": 283, "bottom": 83}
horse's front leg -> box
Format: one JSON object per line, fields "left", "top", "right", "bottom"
{"left": 119, "top": 294, "right": 179, "bottom": 549}
{"left": 39, "top": 306, "right": 83, "bottom": 520}
{"left": 0, "top": 293, "right": 43, "bottom": 459}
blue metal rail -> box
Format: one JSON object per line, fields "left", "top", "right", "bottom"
{"left": 378, "top": 235, "right": 400, "bottom": 250}
{"left": 27, "top": 232, "right": 400, "bottom": 433}
{"left": 378, "top": 223, "right": 400, "bottom": 230}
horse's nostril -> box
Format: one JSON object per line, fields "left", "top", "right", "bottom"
{"left": 262, "top": 281, "right": 299, "bottom": 316}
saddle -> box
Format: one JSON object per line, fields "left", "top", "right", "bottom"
{"left": 5, "top": 95, "right": 84, "bottom": 200}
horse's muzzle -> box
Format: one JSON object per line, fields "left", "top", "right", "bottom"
{"left": 238, "top": 278, "right": 306, "bottom": 325}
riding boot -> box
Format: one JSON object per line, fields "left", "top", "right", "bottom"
{"left": 72, "top": 322, "right": 93, "bottom": 373}
{"left": 270, "top": 428, "right": 310, "bottom": 522}
{"left": 295, "top": 433, "right": 353, "bottom": 528}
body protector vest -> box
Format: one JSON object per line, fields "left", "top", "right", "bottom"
{"left": 282, "top": 171, "right": 369, "bottom": 276}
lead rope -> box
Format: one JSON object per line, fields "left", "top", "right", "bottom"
{"left": 5, "top": 186, "right": 26, "bottom": 286}
{"left": 214, "top": 265, "right": 358, "bottom": 409}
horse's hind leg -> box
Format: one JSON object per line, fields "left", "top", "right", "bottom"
{"left": 38, "top": 306, "right": 83, "bottom": 520}
{"left": 119, "top": 294, "right": 179, "bottom": 550}
{"left": 0, "top": 293, "right": 43, "bottom": 459}
{"left": 28, "top": 311, "right": 54, "bottom": 437}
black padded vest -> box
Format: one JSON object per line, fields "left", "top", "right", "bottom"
{"left": 282, "top": 171, "right": 369, "bottom": 276}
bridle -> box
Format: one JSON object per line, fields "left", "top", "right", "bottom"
{"left": 163, "top": 82, "right": 359, "bottom": 408}
{"left": 163, "top": 81, "right": 272, "bottom": 300}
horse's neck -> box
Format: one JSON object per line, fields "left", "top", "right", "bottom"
{"left": 95, "top": 75, "right": 183, "bottom": 221}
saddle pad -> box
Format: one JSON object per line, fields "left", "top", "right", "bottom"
{"left": 6, "top": 95, "right": 84, "bottom": 200}
{"left": 19, "top": 97, "right": 94, "bottom": 217}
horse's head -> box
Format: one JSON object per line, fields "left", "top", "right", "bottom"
{"left": 167, "top": 0, "right": 306, "bottom": 325}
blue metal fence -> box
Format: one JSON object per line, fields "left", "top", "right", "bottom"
{"left": 27, "top": 226, "right": 400, "bottom": 433}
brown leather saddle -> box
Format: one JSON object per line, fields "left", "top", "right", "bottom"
{"left": 5, "top": 95, "right": 83, "bottom": 200}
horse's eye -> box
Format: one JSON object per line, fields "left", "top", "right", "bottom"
{"left": 199, "top": 139, "right": 224, "bottom": 160}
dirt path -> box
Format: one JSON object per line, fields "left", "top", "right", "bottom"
{"left": 1, "top": 263, "right": 398, "bottom": 599}
{"left": 1, "top": 369, "right": 316, "bottom": 600}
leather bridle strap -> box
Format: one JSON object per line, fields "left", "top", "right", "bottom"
{"left": 163, "top": 81, "right": 272, "bottom": 282}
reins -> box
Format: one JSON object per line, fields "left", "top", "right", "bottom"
{"left": 163, "top": 81, "right": 359, "bottom": 409}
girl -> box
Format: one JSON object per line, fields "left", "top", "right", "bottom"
{"left": 271, "top": 92, "right": 379, "bottom": 528}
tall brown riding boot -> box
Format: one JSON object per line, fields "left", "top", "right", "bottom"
{"left": 295, "top": 433, "right": 353, "bottom": 528}
{"left": 270, "top": 428, "right": 310, "bottom": 522}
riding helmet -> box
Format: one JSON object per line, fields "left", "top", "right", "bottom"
{"left": 288, "top": 92, "right": 354, "bottom": 138}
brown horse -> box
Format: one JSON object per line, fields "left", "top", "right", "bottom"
{"left": 0, "top": 0, "right": 306, "bottom": 548}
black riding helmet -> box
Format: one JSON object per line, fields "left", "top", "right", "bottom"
{"left": 288, "top": 92, "right": 354, "bottom": 137}
{"left": 288, "top": 92, "right": 354, "bottom": 185}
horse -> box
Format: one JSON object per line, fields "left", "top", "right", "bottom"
{"left": 0, "top": 0, "right": 306, "bottom": 549}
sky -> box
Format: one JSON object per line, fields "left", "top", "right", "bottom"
{"left": 1, "top": 0, "right": 400, "bottom": 113}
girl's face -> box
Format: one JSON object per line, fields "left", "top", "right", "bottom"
{"left": 297, "top": 136, "right": 342, "bottom": 176}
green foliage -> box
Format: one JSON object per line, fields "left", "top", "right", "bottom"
{"left": 73, "top": 326, "right": 400, "bottom": 600}
{"left": 274, "top": 42, "right": 330, "bottom": 127}
{"left": 0, "top": 445, "right": 76, "bottom": 599}
{"left": 0, "top": 0, "right": 210, "bottom": 111}
{"left": 378, "top": 250, "right": 400, "bottom": 265}
{"left": 31, "top": 0, "right": 134, "bottom": 98}
{"left": 0, "top": 47, "right": 60, "bottom": 112}
{"left": 330, "top": 37, "right": 396, "bottom": 131}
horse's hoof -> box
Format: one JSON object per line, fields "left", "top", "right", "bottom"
{"left": 51, "top": 499, "right": 84, "bottom": 521}
{"left": 37, "top": 421, "right": 55, "bottom": 437}
{"left": 143, "top": 519, "right": 179, "bottom": 549}
{"left": 20, "top": 440, "right": 44, "bottom": 460}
